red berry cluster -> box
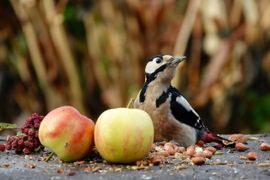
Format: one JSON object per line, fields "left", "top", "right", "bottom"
{"left": 0, "top": 113, "right": 44, "bottom": 154}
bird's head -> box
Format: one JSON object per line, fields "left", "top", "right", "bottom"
{"left": 144, "top": 54, "right": 186, "bottom": 83}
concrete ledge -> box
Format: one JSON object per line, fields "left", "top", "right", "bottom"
{"left": 0, "top": 134, "right": 270, "bottom": 180}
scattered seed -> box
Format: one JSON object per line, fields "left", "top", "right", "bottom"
{"left": 114, "top": 168, "right": 122, "bottom": 172}
{"left": 1, "top": 164, "right": 10, "bottom": 168}
{"left": 175, "top": 165, "right": 188, "bottom": 170}
{"left": 24, "top": 155, "right": 33, "bottom": 160}
{"left": 211, "top": 162, "right": 227, "bottom": 165}
{"left": 257, "top": 162, "right": 270, "bottom": 167}
{"left": 248, "top": 137, "right": 259, "bottom": 141}
{"left": 239, "top": 155, "right": 248, "bottom": 160}
{"left": 83, "top": 167, "right": 92, "bottom": 172}
{"left": 215, "top": 151, "right": 224, "bottom": 155}
{"left": 73, "top": 160, "right": 86, "bottom": 166}
{"left": 24, "top": 163, "right": 36, "bottom": 169}
{"left": 57, "top": 167, "right": 64, "bottom": 173}
{"left": 136, "top": 160, "right": 143, "bottom": 166}
{"left": 92, "top": 166, "right": 102, "bottom": 172}
{"left": 195, "top": 146, "right": 203, "bottom": 153}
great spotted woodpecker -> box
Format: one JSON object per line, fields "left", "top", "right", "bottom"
{"left": 133, "top": 54, "right": 229, "bottom": 147}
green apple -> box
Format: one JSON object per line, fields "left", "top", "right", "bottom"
{"left": 94, "top": 108, "right": 154, "bottom": 164}
{"left": 39, "top": 106, "right": 95, "bottom": 162}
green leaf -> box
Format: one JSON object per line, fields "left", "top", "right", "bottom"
{"left": 0, "top": 123, "right": 17, "bottom": 129}
{"left": 16, "top": 131, "right": 25, "bottom": 136}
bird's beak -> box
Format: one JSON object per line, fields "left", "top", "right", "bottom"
{"left": 168, "top": 56, "right": 186, "bottom": 65}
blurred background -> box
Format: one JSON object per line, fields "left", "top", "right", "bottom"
{"left": 0, "top": 0, "right": 270, "bottom": 134}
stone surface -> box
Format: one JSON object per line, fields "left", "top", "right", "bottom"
{"left": 1, "top": 134, "right": 270, "bottom": 180}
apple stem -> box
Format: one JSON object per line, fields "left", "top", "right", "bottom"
{"left": 44, "top": 152, "right": 54, "bottom": 162}
{"left": 126, "top": 98, "right": 135, "bottom": 109}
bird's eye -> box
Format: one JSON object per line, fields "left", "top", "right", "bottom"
{"left": 155, "top": 58, "right": 162, "bottom": 64}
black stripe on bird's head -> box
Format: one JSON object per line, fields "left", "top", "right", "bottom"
{"left": 144, "top": 54, "right": 186, "bottom": 83}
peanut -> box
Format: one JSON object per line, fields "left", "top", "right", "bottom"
{"left": 247, "top": 152, "right": 257, "bottom": 161}
{"left": 229, "top": 134, "right": 247, "bottom": 144}
{"left": 235, "top": 143, "right": 248, "bottom": 152}
{"left": 175, "top": 146, "right": 185, "bottom": 153}
{"left": 203, "top": 149, "right": 213, "bottom": 159}
{"left": 186, "top": 145, "right": 196, "bottom": 157}
{"left": 205, "top": 146, "right": 217, "bottom": 154}
{"left": 259, "top": 143, "right": 270, "bottom": 151}
{"left": 164, "top": 143, "right": 176, "bottom": 155}
{"left": 191, "top": 156, "right": 206, "bottom": 165}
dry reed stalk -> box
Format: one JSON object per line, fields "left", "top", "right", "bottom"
{"left": 172, "top": 0, "right": 201, "bottom": 88}
{"left": 84, "top": 1, "right": 142, "bottom": 107}
{"left": 84, "top": 16, "right": 110, "bottom": 96}
{"left": 10, "top": 0, "right": 57, "bottom": 110}
{"left": 42, "top": 0, "right": 85, "bottom": 113}
{"left": 188, "top": 14, "right": 202, "bottom": 94}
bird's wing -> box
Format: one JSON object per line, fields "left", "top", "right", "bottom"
{"left": 169, "top": 86, "right": 206, "bottom": 130}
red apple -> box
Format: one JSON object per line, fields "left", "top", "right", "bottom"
{"left": 39, "top": 106, "right": 94, "bottom": 162}
{"left": 94, "top": 108, "right": 154, "bottom": 164}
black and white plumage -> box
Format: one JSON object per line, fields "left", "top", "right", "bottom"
{"left": 134, "top": 54, "right": 228, "bottom": 147}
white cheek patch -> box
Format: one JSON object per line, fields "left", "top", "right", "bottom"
{"left": 145, "top": 61, "right": 162, "bottom": 74}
